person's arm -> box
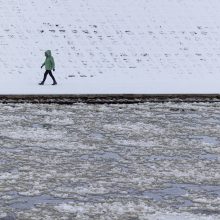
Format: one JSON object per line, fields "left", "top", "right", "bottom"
{"left": 41, "top": 62, "right": 45, "bottom": 68}
{"left": 51, "top": 57, "right": 55, "bottom": 71}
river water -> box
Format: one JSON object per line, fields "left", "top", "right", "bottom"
{"left": 0, "top": 103, "right": 219, "bottom": 219}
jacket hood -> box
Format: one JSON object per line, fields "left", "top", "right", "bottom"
{"left": 45, "top": 50, "right": 52, "bottom": 57}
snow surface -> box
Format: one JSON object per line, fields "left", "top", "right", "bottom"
{"left": 1, "top": 0, "right": 220, "bottom": 94}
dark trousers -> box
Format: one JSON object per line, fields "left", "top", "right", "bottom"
{"left": 42, "top": 70, "right": 57, "bottom": 83}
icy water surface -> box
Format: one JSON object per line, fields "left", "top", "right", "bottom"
{"left": 0, "top": 103, "right": 219, "bottom": 220}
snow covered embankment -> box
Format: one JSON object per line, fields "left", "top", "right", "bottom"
{"left": 0, "top": 0, "right": 220, "bottom": 94}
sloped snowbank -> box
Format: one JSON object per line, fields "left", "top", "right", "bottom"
{"left": 1, "top": 0, "right": 220, "bottom": 94}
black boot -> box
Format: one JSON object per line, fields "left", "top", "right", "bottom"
{"left": 39, "top": 82, "right": 44, "bottom": 85}
{"left": 52, "top": 81, "right": 57, "bottom": 85}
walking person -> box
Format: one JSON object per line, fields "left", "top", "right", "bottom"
{"left": 39, "top": 50, "right": 57, "bottom": 85}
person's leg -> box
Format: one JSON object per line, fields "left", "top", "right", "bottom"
{"left": 48, "top": 70, "right": 57, "bottom": 84}
{"left": 39, "top": 70, "right": 49, "bottom": 85}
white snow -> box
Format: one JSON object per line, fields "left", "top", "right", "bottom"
{"left": 1, "top": 0, "right": 220, "bottom": 94}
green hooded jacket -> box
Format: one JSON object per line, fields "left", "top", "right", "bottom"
{"left": 42, "top": 50, "right": 55, "bottom": 70}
